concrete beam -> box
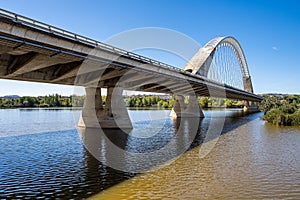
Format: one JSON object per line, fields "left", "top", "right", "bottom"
{"left": 15, "top": 60, "right": 83, "bottom": 82}
{"left": 119, "top": 72, "right": 152, "bottom": 83}
{"left": 0, "top": 53, "right": 12, "bottom": 75}
{"left": 50, "top": 62, "right": 83, "bottom": 82}
{"left": 83, "top": 68, "right": 130, "bottom": 86}
{"left": 6, "top": 52, "right": 37, "bottom": 75}
{"left": 5, "top": 53, "right": 77, "bottom": 78}
{"left": 142, "top": 80, "right": 175, "bottom": 91}
{"left": 124, "top": 76, "right": 162, "bottom": 90}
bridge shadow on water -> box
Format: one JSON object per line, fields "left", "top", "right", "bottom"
{"left": 78, "top": 109, "right": 262, "bottom": 199}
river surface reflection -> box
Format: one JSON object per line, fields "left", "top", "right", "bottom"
{"left": 0, "top": 108, "right": 300, "bottom": 199}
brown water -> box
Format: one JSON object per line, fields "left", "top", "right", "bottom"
{"left": 90, "top": 111, "right": 300, "bottom": 199}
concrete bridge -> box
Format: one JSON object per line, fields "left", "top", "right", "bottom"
{"left": 0, "top": 9, "right": 262, "bottom": 129}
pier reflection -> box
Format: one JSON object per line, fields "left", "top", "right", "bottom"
{"left": 78, "top": 114, "right": 202, "bottom": 173}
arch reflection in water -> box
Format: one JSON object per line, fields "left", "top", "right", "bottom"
{"left": 78, "top": 113, "right": 202, "bottom": 173}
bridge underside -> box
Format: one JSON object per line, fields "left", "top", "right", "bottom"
{"left": 0, "top": 36, "right": 260, "bottom": 100}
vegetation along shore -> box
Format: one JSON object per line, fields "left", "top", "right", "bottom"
{"left": 259, "top": 95, "right": 300, "bottom": 126}
{"left": 2, "top": 93, "right": 300, "bottom": 126}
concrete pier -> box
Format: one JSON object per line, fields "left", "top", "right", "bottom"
{"left": 243, "top": 101, "right": 260, "bottom": 113}
{"left": 78, "top": 87, "right": 132, "bottom": 129}
{"left": 170, "top": 95, "right": 204, "bottom": 118}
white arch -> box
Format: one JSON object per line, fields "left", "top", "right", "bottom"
{"left": 183, "top": 36, "right": 253, "bottom": 93}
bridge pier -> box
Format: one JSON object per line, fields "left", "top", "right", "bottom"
{"left": 170, "top": 95, "right": 204, "bottom": 118}
{"left": 243, "top": 101, "right": 259, "bottom": 113}
{"left": 78, "top": 87, "right": 132, "bottom": 129}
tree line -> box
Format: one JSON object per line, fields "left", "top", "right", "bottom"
{"left": 125, "top": 96, "right": 242, "bottom": 109}
{"left": 0, "top": 94, "right": 85, "bottom": 108}
{"left": 3, "top": 93, "right": 299, "bottom": 126}
{"left": 0, "top": 94, "right": 243, "bottom": 109}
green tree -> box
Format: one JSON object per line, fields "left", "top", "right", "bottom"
{"left": 162, "top": 101, "right": 169, "bottom": 108}
{"left": 168, "top": 98, "right": 175, "bottom": 108}
{"left": 279, "top": 103, "right": 297, "bottom": 114}
{"left": 225, "top": 99, "right": 235, "bottom": 108}
{"left": 291, "top": 110, "right": 300, "bottom": 126}
{"left": 259, "top": 96, "right": 282, "bottom": 112}
{"left": 199, "top": 97, "right": 209, "bottom": 108}
{"left": 264, "top": 108, "right": 283, "bottom": 126}
{"left": 142, "top": 98, "right": 148, "bottom": 107}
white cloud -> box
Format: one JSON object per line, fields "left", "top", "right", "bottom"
{"left": 272, "top": 46, "right": 279, "bottom": 51}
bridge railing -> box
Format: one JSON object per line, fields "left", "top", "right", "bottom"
{"left": 0, "top": 8, "right": 186, "bottom": 74}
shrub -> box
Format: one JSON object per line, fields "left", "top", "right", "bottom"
{"left": 199, "top": 97, "right": 209, "bottom": 108}
{"left": 264, "top": 107, "right": 300, "bottom": 126}
{"left": 264, "top": 108, "right": 283, "bottom": 125}
{"left": 225, "top": 99, "right": 235, "bottom": 108}
{"left": 291, "top": 110, "right": 300, "bottom": 126}
{"left": 279, "top": 103, "right": 297, "bottom": 114}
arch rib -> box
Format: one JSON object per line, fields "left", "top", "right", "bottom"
{"left": 183, "top": 36, "right": 253, "bottom": 93}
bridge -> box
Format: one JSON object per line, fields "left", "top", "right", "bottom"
{"left": 0, "top": 9, "right": 262, "bottom": 129}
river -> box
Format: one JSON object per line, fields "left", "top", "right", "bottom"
{"left": 0, "top": 108, "right": 299, "bottom": 199}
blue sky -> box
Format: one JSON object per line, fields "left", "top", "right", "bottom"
{"left": 0, "top": 0, "right": 299, "bottom": 95}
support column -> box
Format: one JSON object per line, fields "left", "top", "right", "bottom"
{"left": 78, "top": 87, "right": 103, "bottom": 128}
{"left": 78, "top": 87, "right": 132, "bottom": 129}
{"left": 170, "top": 95, "right": 186, "bottom": 118}
{"left": 185, "top": 96, "right": 204, "bottom": 117}
{"left": 104, "top": 87, "right": 132, "bottom": 129}
{"left": 243, "top": 100, "right": 259, "bottom": 113}
{"left": 170, "top": 95, "right": 204, "bottom": 118}
{"left": 242, "top": 76, "right": 259, "bottom": 113}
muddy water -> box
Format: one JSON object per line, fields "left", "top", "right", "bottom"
{"left": 90, "top": 111, "right": 300, "bottom": 199}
